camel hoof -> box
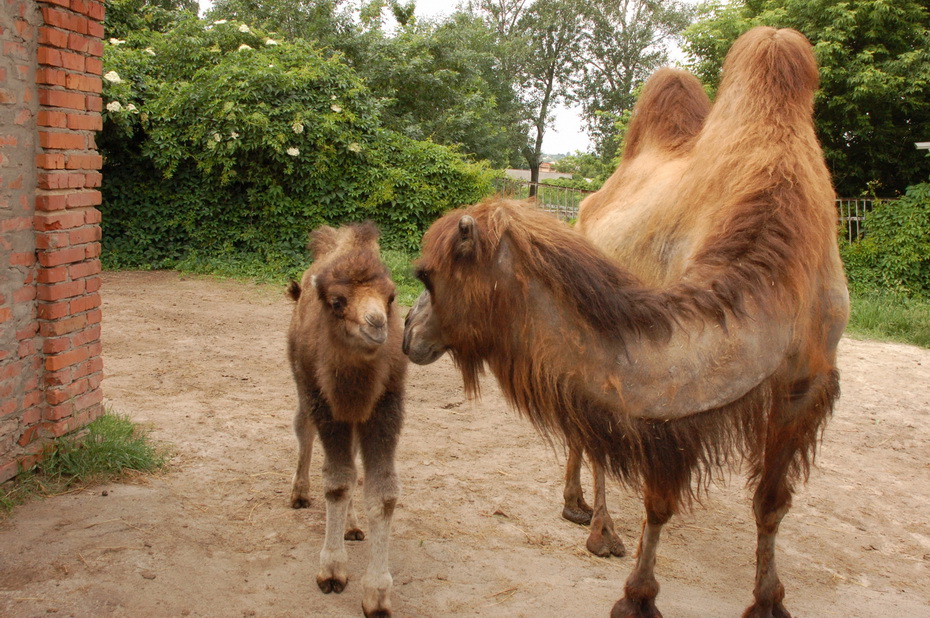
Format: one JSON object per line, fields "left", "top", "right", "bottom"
{"left": 290, "top": 494, "right": 311, "bottom": 509}
{"left": 364, "top": 607, "right": 391, "bottom": 618}
{"left": 345, "top": 528, "right": 366, "bottom": 541}
{"left": 586, "top": 530, "right": 626, "bottom": 557}
{"left": 317, "top": 575, "right": 347, "bottom": 594}
{"left": 743, "top": 602, "right": 791, "bottom": 618}
{"left": 562, "top": 505, "right": 593, "bottom": 526}
{"left": 611, "top": 597, "right": 662, "bottom": 618}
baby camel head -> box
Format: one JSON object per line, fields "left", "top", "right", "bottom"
{"left": 300, "top": 222, "right": 397, "bottom": 352}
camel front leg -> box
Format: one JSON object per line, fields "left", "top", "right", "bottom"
{"left": 316, "top": 421, "right": 357, "bottom": 594}
{"left": 612, "top": 487, "right": 675, "bottom": 618}
{"left": 585, "top": 461, "right": 626, "bottom": 557}
{"left": 290, "top": 400, "right": 316, "bottom": 508}
{"left": 358, "top": 391, "right": 402, "bottom": 617}
{"left": 562, "top": 445, "right": 593, "bottom": 525}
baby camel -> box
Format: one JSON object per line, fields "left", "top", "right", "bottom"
{"left": 287, "top": 222, "right": 406, "bottom": 618}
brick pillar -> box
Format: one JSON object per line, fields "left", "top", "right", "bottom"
{"left": 0, "top": 0, "right": 104, "bottom": 483}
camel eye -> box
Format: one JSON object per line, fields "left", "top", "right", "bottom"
{"left": 388, "top": 293, "right": 396, "bottom": 305}
{"left": 330, "top": 296, "right": 346, "bottom": 312}
{"left": 415, "top": 268, "right": 432, "bottom": 293}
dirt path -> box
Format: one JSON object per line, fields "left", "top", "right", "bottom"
{"left": 1, "top": 271, "right": 928, "bottom": 617}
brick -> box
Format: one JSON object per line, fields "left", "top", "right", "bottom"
{"left": 72, "top": 323, "right": 101, "bottom": 347}
{"left": 10, "top": 251, "right": 34, "bottom": 266}
{"left": 70, "top": 226, "right": 101, "bottom": 245}
{"left": 45, "top": 402, "right": 74, "bottom": 422}
{"left": 38, "top": 246, "right": 86, "bottom": 267}
{"left": 85, "top": 95, "right": 101, "bottom": 112}
{"left": 85, "top": 243, "right": 100, "bottom": 259}
{"left": 0, "top": 135, "right": 18, "bottom": 147}
{"left": 39, "top": 314, "right": 87, "bottom": 337}
{"left": 45, "top": 346, "right": 89, "bottom": 372}
{"left": 65, "top": 154, "right": 103, "bottom": 170}
{"left": 60, "top": 51, "right": 85, "bottom": 72}
{"left": 36, "top": 153, "right": 66, "bottom": 169}
{"left": 22, "top": 390, "right": 43, "bottom": 408}
{"left": 70, "top": 291, "right": 100, "bottom": 314}
{"left": 87, "top": 21, "right": 103, "bottom": 38}
{"left": 45, "top": 368, "right": 72, "bottom": 387}
{"left": 73, "top": 354, "right": 103, "bottom": 379}
{"left": 85, "top": 57, "right": 102, "bottom": 75}
{"left": 85, "top": 308, "right": 101, "bottom": 325}
{"left": 84, "top": 173, "right": 102, "bottom": 188}
{"left": 66, "top": 113, "right": 101, "bottom": 131}
{"left": 47, "top": 378, "right": 89, "bottom": 405}
{"left": 38, "top": 88, "right": 85, "bottom": 111}
{"left": 13, "top": 284, "right": 36, "bottom": 303}
{"left": 85, "top": 274, "right": 101, "bottom": 293}
{"left": 16, "top": 323, "right": 39, "bottom": 340}
{"left": 67, "top": 32, "right": 90, "bottom": 53}
{"left": 1, "top": 217, "right": 31, "bottom": 233}
{"left": 38, "top": 110, "right": 68, "bottom": 128}
{"left": 38, "top": 26, "right": 69, "bottom": 49}
{"left": 69, "top": 260, "right": 100, "bottom": 280}
{"left": 39, "top": 131, "right": 85, "bottom": 150}
{"left": 15, "top": 18, "right": 35, "bottom": 40}
{"left": 3, "top": 41, "right": 28, "bottom": 59}
{"left": 66, "top": 190, "right": 101, "bottom": 208}
{"left": 37, "top": 266, "right": 68, "bottom": 284}
{"left": 36, "top": 67, "right": 67, "bottom": 87}
{"left": 37, "top": 47, "right": 62, "bottom": 67}
{"left": 37, "top": 300, "right": 70, "bottom": 320}
{"left": 43, "top": 335, "right": 71, "bottom": 354}
{"left": 35, "top": 230, "right": 69, "bottom": 250}
{"left": 37, "top": 280, "right": 85, "bottom": 302}
{"left": 18, "top": 425, "right": 41, "bottom": 447}
{"left": 18, "top": 338, "right": 37, "bottom": 358}
{"left": 35, "top": 192, "right": 69, "bottom": 211}
{"left": 35, "top": 210, "right": 85, "bottom": 231}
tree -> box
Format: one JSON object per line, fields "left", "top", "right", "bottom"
{"left": 576, "top": 0, "right": 694, "bottom": 160}
{"left": 682, "top": 0, "right": 930, "bottom": 196}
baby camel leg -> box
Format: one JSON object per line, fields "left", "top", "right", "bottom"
{"left": 357, "top": 391, "right": 402, "bottom": 618}
{"left": 586, "top": 460, "right": 626, "bottom": 557}
{"left": 316, "top": 420, "right": 357, "bottom": 594}
{"left": 612, "top": 487, "right": 676, "bottom": 618}
{"left": 289, "top": 401, "right": 316, "bottom": 509}
{"left": 562, "top": 445, "right": 593, "bottom": 525}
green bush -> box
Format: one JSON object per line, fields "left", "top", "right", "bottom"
{"left": 100, "top": 17, "right": 493, "bottom": 273}
{"left": 841, "top": 182, "right": 930, "bottom": 298}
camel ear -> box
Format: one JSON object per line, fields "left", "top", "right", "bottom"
{"left": 456, "top": 215, "right": 478, "bottom": 258}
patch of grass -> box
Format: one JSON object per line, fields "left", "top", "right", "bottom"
{"left": 1, "top": 411, "right": 170, "bottom": 516}
{"left": 382, "top": 248, "right": 424, "bottom": 307}
{"left": 847, "top": 291, "right": 930, "bottom": 348}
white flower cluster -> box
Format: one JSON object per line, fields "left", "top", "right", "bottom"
{"left": 286, "top": 147, "right": 300, "bottom": 157}
{"left": 103, "top": 71, "right": 122, "bottom": 84}
{"left": 108, "top": 38, "right": 125, "bottom": 46}
{"left": 292, "top": 121, "right": 304, "bottom": 134}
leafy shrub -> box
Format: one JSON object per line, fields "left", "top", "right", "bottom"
{"left": 100, "top": 17, "right": 493, "bottom": 272}
{"left": 841, "top": 182, "right": 930, "bottom": 298}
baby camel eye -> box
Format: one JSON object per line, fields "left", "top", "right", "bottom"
{"left": 330, "top": 296, "right": 346, "bottom": 311}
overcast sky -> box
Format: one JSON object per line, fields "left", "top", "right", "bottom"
{"left": 197, "top": 0, "right": 590, "bottom": 154}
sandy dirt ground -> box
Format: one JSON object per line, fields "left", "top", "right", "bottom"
{"left": 1, "top": 270, "right": 928, "bottom": 617}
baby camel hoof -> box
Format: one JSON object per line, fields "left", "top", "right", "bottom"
{"left": 344, "top": 528, "right": 366, "bottom": 541}
{"left": 363, "top": 607, "right": 391, "bottom": 618}
{"left": 586, "top": 531, "right": 626, "bottom": 558}
{"left": 562, "top": 504, "right": 593, "bottom": 526}
{"left": 743, "top": 602, "right": 791, "bottom": 618}
{"left": 317, "top": 576, "right": 347, "bottom": 594}
{"left": 611, "top": 597, "right": 663, "bottom": 618}
{"left": 290, "top": 495, "right": 311, "bottom": 509}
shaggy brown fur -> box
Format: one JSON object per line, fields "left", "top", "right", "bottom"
{"left": 404, "top": 27, "right": 848, "bottom": 618}
{"left": 288, "top": 222, "right": 407, "bottom": 617}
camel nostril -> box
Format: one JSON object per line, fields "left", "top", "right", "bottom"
{"left": 365, "top": 313, "right": 386, "bottom": 329}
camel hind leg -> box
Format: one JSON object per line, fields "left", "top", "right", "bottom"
{"left": 586, "top": 459, "right": 626, "bottom": 557}
{"left": 744, "top": 372, "right": 837, "bottom": 618}
{"left": 357, "top": 390, "right": 403, "bottom": 618}
{"left": 562, "top": 445, "right": 593, "bottom": 525}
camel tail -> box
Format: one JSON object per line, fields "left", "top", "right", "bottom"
{"left": 623, "top": 68, "right": 711, "bottom": 159}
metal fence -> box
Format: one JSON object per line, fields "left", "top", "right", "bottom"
{"left": 494, "top": 178, "right": 887, "bottom": 240}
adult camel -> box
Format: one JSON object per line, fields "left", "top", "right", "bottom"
{"left": 403, "top": 27, "right": 848, "bottom": 617}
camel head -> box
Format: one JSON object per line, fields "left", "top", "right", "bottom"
{"left": 307, "top": 223, "right": 397, "bottom": 353}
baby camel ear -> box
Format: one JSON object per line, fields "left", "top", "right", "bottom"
{"left": 455, "top": 215, "right": 478, "bottom": 258}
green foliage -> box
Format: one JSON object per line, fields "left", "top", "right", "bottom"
{"left": 846, "top": 291, "right": 930, "bottom": 349}
{"left": 100, "top": 16, "right": 493, "bottom": 273}
{"left": 551, "top": 151, "right": 613, "bottom": 183}
{"left": 682, "top": 0, "right": 930, "bottom": 196}
{"left": 841, "top": 182, "right": 930, "bottom": 297}
{"left": 1, "top": 412, "right": 169, "bottom": 515}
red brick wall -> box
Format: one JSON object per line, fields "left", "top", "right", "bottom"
{"left": 0, "top": 0, "right": 104, "bottom": 483}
